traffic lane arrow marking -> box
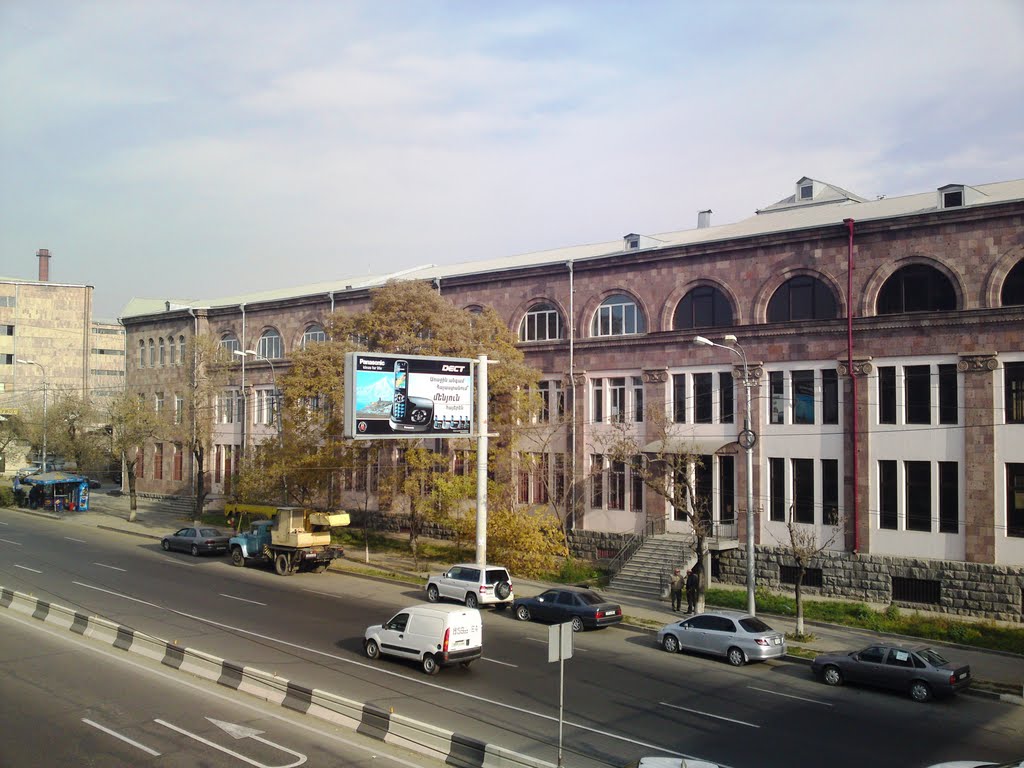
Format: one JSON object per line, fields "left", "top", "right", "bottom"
{"left": 155, "top": 717, "right": 307, "bottom": 767}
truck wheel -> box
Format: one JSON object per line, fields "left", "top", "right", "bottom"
{"left": 274, "top": 553, "right": 292, "bottom": 576}
{"left": 422, "top": 653, "right": 440, "bottom": 675}
{"left": 231, "top": 547, "right": 245, "bottom": 567}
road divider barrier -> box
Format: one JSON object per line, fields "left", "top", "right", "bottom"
{"left": 0, "top": 586, "right": 554, "bottom": 768}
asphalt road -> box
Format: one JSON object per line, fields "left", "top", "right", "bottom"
{"left": 1, "top": 511, "right": 1022, "bottom": 768}
{"left": 0, "top": 607, "right": 442, "bottom": 768}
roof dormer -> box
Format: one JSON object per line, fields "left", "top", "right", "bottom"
{"left": 622, "top": 233, "right": 663, "bottom": 251}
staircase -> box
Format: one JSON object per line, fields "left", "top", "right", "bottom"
{"left": 607, "top": 533, "right": 691, "bottom": 599}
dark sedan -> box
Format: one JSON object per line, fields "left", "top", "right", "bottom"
{"left": 161, "top": 526, "right": 231, "bottom": 557}
{"left": 513, "top": 587, "right": 622, "bottom": 631}
{"left": 811, "top": 643, "right": 971, "bottom": 702}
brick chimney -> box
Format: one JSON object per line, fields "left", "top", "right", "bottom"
{"left": 37, "top": 248, "right": 51, "bottom": 282}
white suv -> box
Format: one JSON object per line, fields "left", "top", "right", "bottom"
{"left": 426, "top": 563, "right": 514, "bottom": 609}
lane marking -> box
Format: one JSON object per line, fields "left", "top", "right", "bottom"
{"left": 82, "top": 718, "right": 161, "bottom": 756}
{"left": 64, "top": 536, "right": 87, "bottom": 543}
{"left": 156, "top": 718, "right": 307, "bottom": 767}
{"left": 14, "top": 565, "right": 42, "bottom": 574}
{"left": 660, "top": 701, "right": 759, "bottom": 728}
{"left": 94, "top": 563, "right": 127, "bottom": 572}
{"left": 748, "top": 686, "right": 834, "bottom": 706}
{"left": 220, "top": 594, "right": 267, "bottom": 606}
{"left": 0, "top": 520, "right": 8, "bottom": 525}
{"left": 0, "top": 537, "right": 22, "bottom": 545}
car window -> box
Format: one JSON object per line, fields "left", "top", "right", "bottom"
{"left": 174, "top": 528, "right": 190, "bottom": 536}
{"left": 539, "top": 590, "right": 560, "bottom": 601}
{"left": 738, "top": 617, "right": 772, "bottom": 633}
{"left": 463, "top": 568, "right": 480, "bottom": 582}
{"left": 446, "top": 567, "right": 461, "bottom": 579}
{"left": 184, "top": 529, "right": 196, "bottom": 538}
{"left": 555, "top": 592, "right": 578, "bottom": 606}
{"left": 386, "top": 613, "right": 409, "bottom": 632}
{"left": 199, "top": 528, "right": 223, "bottom": 537}
{"left": 708, "top": 616, "right": 736, "bottom": 632}
{"left": 485, "top": 569, "right": 509, "bottom": 584}
{"left": 577, "top": 591, "right": 606, "bottom": 605}
{"left": 859, "top": 646, "right": 887, "bottom": 663}
{"left": 885, "top": 649, "right": 915, "bottom": 667}
{"left": 687, "top": 615, "right": 717, "bottom": 630}
{"left": 915, "top": 648, "right": 949, "bottom": 666}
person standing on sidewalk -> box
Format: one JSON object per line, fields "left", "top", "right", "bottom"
{"left": 670, "top": 568, "right": 685, "bottom": 612}
{"left": 685, "top": 568, "right": 700, "bottom": 614}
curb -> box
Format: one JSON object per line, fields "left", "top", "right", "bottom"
{"left": 0, "top": 586, "right": 555, "bottom": 768}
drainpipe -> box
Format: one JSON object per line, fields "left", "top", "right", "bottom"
{"left": 328, "top": 291, "right": 335, "bottom": 313}
{"left": 433, "top": 277, "right": 441, "bottom": 294}
{"left": 187, "top": 307, "right": 199, "bottom": 506}
{"left": 239, "top": 303, "right": 247, "bottom": 458}
{"left": 567, "top": 260, "right": 576, "bottom": 530}
{"left": 843, "top": 218, "right": 859, "bottom": 553}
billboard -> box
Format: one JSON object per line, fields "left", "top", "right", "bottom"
{"left": 344, "top": 352, "right": 474, "bottom": 439}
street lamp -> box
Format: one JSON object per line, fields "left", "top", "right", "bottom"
{"left": 694, "top": 334, "right": 757, "bottom": 616}
{"left": 16, "top": 359, "right": 47, "bottom": 474}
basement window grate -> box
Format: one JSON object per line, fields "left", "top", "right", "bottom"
{"left": 891, "top": 576, "right": 941, "bottom": 604}
{"left": 779, "top": 565, "right": 822, "bottom": 587}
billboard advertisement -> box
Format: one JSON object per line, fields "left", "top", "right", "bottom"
{"left": 344, "top": 352, "right": 474, "bottom": 439}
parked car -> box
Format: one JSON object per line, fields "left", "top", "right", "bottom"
{"left": 627, "top": 758, "right": 724, "bottom": 768}
{"left": 364, "top": 604, "right": 482, "bottom": 675}
{"left": 160, "top": 526, "right": 231, "bottom": 557}
{"left": 811, "top": 644, "right": 971, "bottom": 702}
{"left": 656, "top": 611, "right": 786, "bottom": 666}
{"left": 426, "top": 563, "right": 514, "bottom": 609}
{"left": 513, "top": 587, "right": 622, "bottom": 632}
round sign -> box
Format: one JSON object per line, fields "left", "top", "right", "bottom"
{"left": 738, "top": 428, "right": 757, "bottom": 449}
{"left": 357, "top": 421, "right": 367, "bottom": 433}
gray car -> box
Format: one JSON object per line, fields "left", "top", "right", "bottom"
{"left": 161, "top": 526, "right": 231, "bottom": 557}
{"left": 656, "top": 610, "right": 787, "bottom": 666}
{"left": 811, "top": 644, "right": 971, "bottom": 702}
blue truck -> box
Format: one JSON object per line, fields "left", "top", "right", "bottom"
{"left": 228, "top": 506, "right": 349, "bottom": 576}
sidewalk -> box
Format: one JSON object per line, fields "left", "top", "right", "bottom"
{"left": 19, "top": 487, "right": 1024, "bottom": 703}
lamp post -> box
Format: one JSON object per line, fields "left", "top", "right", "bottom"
{"left": 240, "top": 349, "right": 284, "bottom": 502}
{"left": 16, "top": 359, "right": 47, "bottom": 474}
{"left": 694, "top": 334, "right": 757, "bottom": 616}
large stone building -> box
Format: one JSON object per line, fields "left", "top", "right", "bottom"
{"left": 0, "top": 249, "right": 125, "bottom": 473}
{"left": 120, "top": 177, "right": 1024, "bottom": 619}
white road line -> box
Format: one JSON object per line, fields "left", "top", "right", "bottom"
{"left": 526, "top": 635, "right": 587, "bottom": 651}
{"left": 482, "top": 656, "right": 517, "bottom": 667}
{"left": 748, "top": 686, "right": 834, "bottom": 706}
{"left": 0, "top": 537, "right": 22, "bottom": 545}
{"left": 220, "top": 594, "right": 267, "bottom": 606}
{"left": 660, "top": 701, "right": 760, "bottom": 728}
{"left": 64, "top": 536, "right": 87, "bottom": 543}
{"left": 82, "top": 718, "right": 161, "bottom": 756}
{"left": 94, "top": 563, "right": 127, "bottom": 572}
{"left": 14, "top": 565, "right": 42, "bottom": 574}
{"left": 0, "top": 520, "right": 8, "bottom": 525}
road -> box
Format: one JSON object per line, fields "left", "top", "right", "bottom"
{"left": 1, "top": 510, "right": 1022, "bottom": 768}
{"left": 0, "top": 606, "right": 440, "bottom": 768}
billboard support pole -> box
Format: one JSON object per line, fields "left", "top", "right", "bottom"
{"left": 475, "top": 354, "right": 488, "bottom": 567}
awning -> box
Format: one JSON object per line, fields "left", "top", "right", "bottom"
{"left": 642, "top": 439, "right": 739, "bottom": 456}
{"left": 20, "top": 471, "right": 88, "bottom": 486}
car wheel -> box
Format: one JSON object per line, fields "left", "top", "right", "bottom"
{"left": 822, "top": 665, "right": 844, "bottom": 686}
{"left": 515, "top": 605, "right": 531, "bottom": 621}
{"left": 465, "top": 592, "right": 479, "bottom": 609}
{"left": 190, "top": 544, "right": 199, "bottom": 557}
{"left": 662, "top": 634, "right": 680, "bottom": 654}
{"left": 274, "top": 553, "right": 292, "bottom": 576}
{"left": 495, "top": 581, "right": 512, "bottom": 600}
{"left": 230, "top": 547, "right": 245, "bottom": 567}
{"left": 910, "top": 680, "right": 932, "bottom": 703}
{"left": 571, "top": 616, "right": 584, "bottom": 633}
{"left": 422, "top": 653, "right": 440, "bottom": 675}
{"left": 426, "top": 584, "right": 440, "bottom": 603}
{"left": 161, "top": 539, "right": 171, "bottom": 551}
{"left": 727, "top": 647, "right": 746, "bottom": 667}
{"left": 365, "top": 639, "right": 380, "bottom": 660}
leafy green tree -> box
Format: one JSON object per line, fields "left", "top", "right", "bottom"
{"left": 46, "top": 391, "right": 109, "bottom": 478}
{"left": 108, "top": 391, "right": 163, "bottom": 520}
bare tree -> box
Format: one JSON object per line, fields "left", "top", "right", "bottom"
{"left": 108, "top": 392, "right": 162, "bottom": 521}
{"left": 777, "top": 505, "right": 844, "bottom": 637}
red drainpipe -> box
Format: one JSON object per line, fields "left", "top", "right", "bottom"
{"left": 844, "top": 218, "right": 858, "bottom": 553}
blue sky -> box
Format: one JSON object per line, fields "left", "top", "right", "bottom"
{"left": 2, "top": 1, "right": 1023, "bottom": 320}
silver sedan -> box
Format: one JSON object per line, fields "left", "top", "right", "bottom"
{"left": 656, "top": 610, "right": 787, "bottom": 666}
{"left": 161, "top": 526, "right": 231, "bottom": 557}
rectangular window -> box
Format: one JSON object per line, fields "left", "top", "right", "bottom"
{"left": 939, "top": 461, "right": 958, "bottom": 534}
{"left": 632, "top": 376, "right": 644, "bottom": 422}
{"left": 517, "top": 457, "right": 530, "bottom": 504}
{"left": 673, "top": 465, "right": 689, "bottom": 521}
{"left": 792, "top": 458, "right": 814, "bottom": 524}
{"left": 905, "top": 365, "right": 931, "bottom": 425}
{"left": 905, "top": 461, "right": 931, "bottom": 531}
{"left": 694, "top": 373, "right": 713, "bottom": 424}
{"left": 534, "top": 453, "right": 549, "bottom": 504}
{"left": 214, "top": 445, "right": 222, "bottom": 483}
{"left": 672, "top": 374, "right": 686, "bottom": 423}
{"left": 590, "top": 454, "right": 604, "bottom": 508}
{"left": 175, "top": 395, "right": 184, "bottom": 425}
{"left": 822, "top": 369, "right": 839, "bottom": 425}
{"left": 770, "top": 371, "right": 785, "bottom": 424}
{"left": 719, "top": 455, "right": 735, "bottom": 523}
{"left": 879, "top": 366, "right": 896, "bottom": 424}
{"left": 173, "top": 444, "right": 183, "bottom": 481}
{"left": 608, "top": 460, "right": 625, "bottom": 510}
{"left": 593, "top": 379, "right": 604, "bottom": 424}
{"left": 792, "top": 370, "right": 815, "bottom": 425}
{"left": 892, "top": 577, "right": 941, "bottom": 605}
{"left": 938, "top": 364, "right": 957, "bottom": 425}
{"left": 154, "top": 392, "right": 164, "bottom": 414}
{"left": 154, "top": 444, "right": 163, "bottom": 481}
{"left": 609, "top": 377, "right": 626, "bottom": 423}
{"left": 630, "top": 457, "right": 644, "bottom": 512}
{"left": 1006, "top": 363, "right": 1024, "bottom": 424}
{"left": 821, "top": 458, "right": 839, "bottom": 526}
{"left": 769, "top": 457, "right": 785, "bottom": 522}
{"left": 537, "top": 381, "right": 551, "bottom": 423}
{"left": 719, "top": 372, "right": 734, "bottom": 424}
{"left": 553, "top": 454, "right": 566, "bottom": 504}
{"left": 1008, "top": 463, "right": 1024, "bottom": 538}
{"left": 695, "top": 455, "right": 713, "bottom": 528}
{"left": 136, "top": 447, "right": 144, "bottom": 479}
{"left": 879, "top": 460, "right": 898, "bottom": 529}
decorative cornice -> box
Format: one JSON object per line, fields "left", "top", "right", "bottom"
{"left": 957, "top": 353, "right": 999, "bottom": 373}
{"left": 642, "top": 369, "right": 668, "bottom": 384}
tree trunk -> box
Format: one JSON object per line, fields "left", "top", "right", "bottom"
{"left": 127, "top": 471, "right": 138, "bottom": 521}
{"left": 795, "top": 569, "right": 805, "bottom": 637}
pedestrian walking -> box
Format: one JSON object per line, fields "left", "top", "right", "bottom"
{"left": 685, "top": 568, "right": 700, "bottom": 614}
{"left": 670, "top": 568, "right": 685, "bottom": 612}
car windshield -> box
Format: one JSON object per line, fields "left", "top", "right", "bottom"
{"left": 577, "top": 591, "right": 607, "bottom": 605}
{"left": 738, "top": 617, "right": 773, "bottom": 633}
{"left": 915, "top": 648, "right": 950, "bottom": 666}
{"left": 199, "top": 528, "right": 223, "bottom": 537}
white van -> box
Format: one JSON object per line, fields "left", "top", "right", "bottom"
{"left": 364, "top": 604, "right": 483, "bottom": 675}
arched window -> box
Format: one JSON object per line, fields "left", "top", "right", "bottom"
{"left": 178, "top": 335, "right": 186, "bottom": 364}
{"left": 767, "top": 276, "right": 837, "bottom": 322}
{"left": 1002, "top": 259, "right": 1024, "bottom": 306}
{"left": 158, "top": 337, "right": 166, "bottom": 367}
{"left": 220, "top": 333, "right": 240, "bottom": 354}
{"left": 592, "top": 294, "right": 646, "bottom": 337}
{"left": 169, "top": 336, "right": 177, "bottom": 366}
{"left": 877, "top": 265, "right": 956, "bottom": 314}
{"left": 257, "top": 328, "right": 283, "bottom": 359}
{"left": 674, "top": 286, "right": 733, "bottom": 330}
{"left": 148, "top": 339, "right": 155, "bottom": 367}
{"left": 520, "top": 303, "right": 563, "bottom": 342}
{"left": 139, "top": 340, "right": 146, "bottom": 368}
{"left": 302, "top": 324, "right": 327, "bottom": 349}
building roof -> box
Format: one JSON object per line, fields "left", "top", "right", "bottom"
{"left": 120, "top": 177, "right": 1024, "bottom": 319}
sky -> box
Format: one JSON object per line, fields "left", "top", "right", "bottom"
{"left": 2, "top": 1, "right": 1023, "bottom": 321}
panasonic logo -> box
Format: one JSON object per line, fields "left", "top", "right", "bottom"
{"left": 442, "top": 365, "right": 466, "bottom": 373}
{"left": 361, "top": 359, "right": 386, "bottom": 366}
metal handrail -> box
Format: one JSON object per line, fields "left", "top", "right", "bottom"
{"left": 609, "top": 519, "right": 658, "bottom": 576}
